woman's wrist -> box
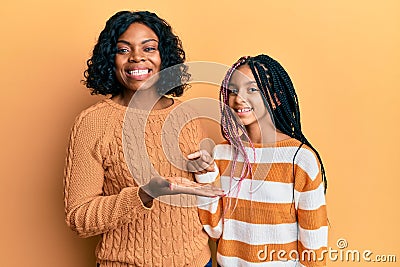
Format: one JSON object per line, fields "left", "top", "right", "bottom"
{"left": 138, "top": 185, "right": 154, "bottom": 208}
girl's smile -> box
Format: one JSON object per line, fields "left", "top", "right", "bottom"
{"left": 233, "top": 107, "right": 254, "bottom": 116}
{"left": 228, "top": 65, "right": 270, "bottom": 128}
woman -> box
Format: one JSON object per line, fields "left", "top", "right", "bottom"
{"left": 64, "top": 10, "right": 222, "bottom": 267}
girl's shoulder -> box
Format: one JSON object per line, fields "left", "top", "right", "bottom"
{"left": 283, "top": 140, "right": 321, "bottom": 180}
{"left": 274, "top": 138, "right": 319, "bottom": 163}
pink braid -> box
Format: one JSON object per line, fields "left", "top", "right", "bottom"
{"left": 219, "top": 56, "right": 257, "bottom": 217}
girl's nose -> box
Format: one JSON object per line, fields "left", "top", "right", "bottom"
{"left": 233, "top": 90, "right": 247, "bottom": 104}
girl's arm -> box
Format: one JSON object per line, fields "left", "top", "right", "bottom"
{"left": 188, "top": 149, "right": 224, "bottom": 240}
{"left": 295, "top": 149, "right": 328, "bottom": 266}
{"left": 197, "top": 192, "right": 224, "bottom": 241}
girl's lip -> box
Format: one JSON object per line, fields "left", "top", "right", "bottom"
{"left": 234, "top": 107, "right": 253, "bottom": 116}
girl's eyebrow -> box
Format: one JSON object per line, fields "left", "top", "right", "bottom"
{"left": 117, "top": 39, "right": 159, "bottom": 45}
{"left": 228, "top": 81, "right": 257, "bottom": 86}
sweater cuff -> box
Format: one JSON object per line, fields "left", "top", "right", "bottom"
{"left": 123, "top": 187, "right": 154, "bottom": 215}
{"left": 195, "top": 163, "right": 219, "bottom": 183}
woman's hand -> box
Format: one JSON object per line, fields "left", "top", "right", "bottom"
{"left": 187, "top": 150, "right": 215, "bottom": 174}
{"left": 139, "top": 176, "right": 224, "bottom": 206}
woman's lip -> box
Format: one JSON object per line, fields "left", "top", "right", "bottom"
{"left": 125, "top": 69, "right": 152, "bottom": 80}
{"left": 127, "top": 67, "right": 150, "bottom": 70}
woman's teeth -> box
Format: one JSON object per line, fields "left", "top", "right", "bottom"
{"left": 128, "top": 69, "right": 149, "bottom": 75}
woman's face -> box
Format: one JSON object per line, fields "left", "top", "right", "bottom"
{"left": 114, "top": 23, "right": 162, "bottom": 93}
{"left": 227, "top": 64, "right": 271, "bottom": 128}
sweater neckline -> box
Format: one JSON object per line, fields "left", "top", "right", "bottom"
{"left": 104, "top": 97, "right": 181, "bottom": 115}
{"left": 223, "top": 137, "right": 301, "bottom": 148}
{"left": 250, "top": 138, "right": 301, "bottom": 148}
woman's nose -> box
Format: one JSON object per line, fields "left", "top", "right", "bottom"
{"left": 128, "top": 49, "right": 145, "bottom": 62}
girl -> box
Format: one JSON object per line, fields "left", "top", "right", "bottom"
{"left": 64, "top": 11, "right": 222, "bottom": 267}
{"left": 189, "top": 55, "right": 328, "bottom": 266}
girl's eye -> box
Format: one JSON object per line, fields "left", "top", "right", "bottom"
{"left": 228, "top": 88, "right": 238, "bottom": 95}
{"left": 248, "top": 87, "right": 259, "bottom": 93}
{"left": 117, "top": 48, "right": 129, "bottom": 54}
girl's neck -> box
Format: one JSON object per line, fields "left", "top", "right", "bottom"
{"left": 111, "top": 88, "right": 174, "bottom": 110}
{"left": 244, "top": 121, "right": 291, "bottom": 144}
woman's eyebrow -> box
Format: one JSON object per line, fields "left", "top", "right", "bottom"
{"left": 142, "top": 38, "right": 158, "bottom": 44}
{"left": 116, "top": 40, "right": 130, "bottom": 45}
{"left": 116, "top": 39, "right": 159, "bottom": 45}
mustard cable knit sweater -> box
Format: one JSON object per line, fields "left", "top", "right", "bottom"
{"left": 64, "top": 98, "right": 210, "bottom": 267}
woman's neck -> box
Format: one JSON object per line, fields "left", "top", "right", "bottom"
{"left": 112, "top": 88, "right": 174, "bottom": 110}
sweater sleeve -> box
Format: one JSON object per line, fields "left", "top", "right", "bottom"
{"left": 197, "top": 158, "right": 224, "bottom": 241}
{"left": 64, "top": 111, "right": 151, "bottom": 238}
{"left": 194, "top": 163, "right": 219, "bottom": 184}
{"left": 294, "top": 148, "right": 328, "bottom": 267}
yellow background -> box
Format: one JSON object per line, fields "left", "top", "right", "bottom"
{"left": 0, "top": 0, "right": 399, "bottom": 266}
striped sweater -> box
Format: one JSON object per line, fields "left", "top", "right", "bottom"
{"left": 196, "top": 139, "right": 328, "bottom": 267}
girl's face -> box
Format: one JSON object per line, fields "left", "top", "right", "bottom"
{"left": 114, "top": 23, "right": 161, "bottom": 93}
{"left": 228, "top": 65, "right": 272, "bottom": 129}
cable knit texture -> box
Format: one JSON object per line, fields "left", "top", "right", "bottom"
{"left": 64, "top": 98, "right": 210, "bottom": 267}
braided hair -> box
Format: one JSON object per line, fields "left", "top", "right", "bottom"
{"left": 220, "top": 55, "right": 327, "bottom": 193}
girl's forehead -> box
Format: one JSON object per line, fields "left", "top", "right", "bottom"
{"left": 230, "top": 65, "right": 255, "bottom": 84}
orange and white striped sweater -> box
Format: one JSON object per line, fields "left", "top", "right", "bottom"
{"left": 197, "top": 138, "right": 328, "bottom": 267}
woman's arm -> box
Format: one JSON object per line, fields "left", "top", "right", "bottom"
{"left": 64, "top": 113, "right": 152, "bottom": 238}
{"left": 64, "top": 112, "right": 223, "bottom": 237}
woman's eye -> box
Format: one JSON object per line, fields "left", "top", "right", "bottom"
{"left": 144, "top": 47, "right": 156, "bottom": 52}
{"left": 117, "top": 48, "right": 129, "bottom": 54}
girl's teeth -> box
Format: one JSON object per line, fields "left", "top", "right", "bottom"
{"left": 129, "top": 69, "right": 149, "bottom": 75}
{"left": 238, "top": 108, "right": 252, "bottom": 112}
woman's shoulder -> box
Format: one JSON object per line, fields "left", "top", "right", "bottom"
{"left": 71, "top": 98, "right": 121, "bottom": 132}
{"left": 170, "top": 99, "right": 197, "bottom": 115}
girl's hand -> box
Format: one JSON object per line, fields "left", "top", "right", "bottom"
{"left": 140, "top": 176, "right": 224, "bottom": 200}
{"left": 187, "top": 150, "right": 215, "bottom": 174}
